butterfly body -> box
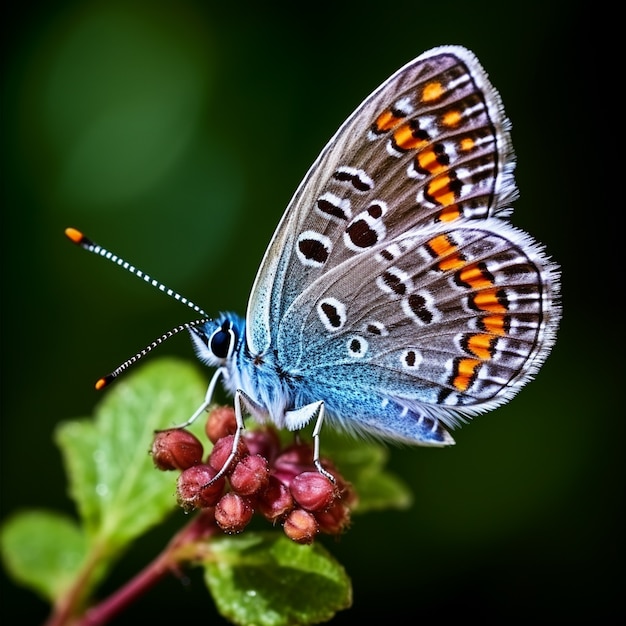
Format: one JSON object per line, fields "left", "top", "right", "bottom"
{"left": 191, "top": 311, "right": 454, "bottom": 445}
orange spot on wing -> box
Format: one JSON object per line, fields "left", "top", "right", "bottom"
{"left": 416, "top": 148, "right": 447, "bottom": 175}
{"left": 422, "top": 81, "right": 444, "bottom": 102}
{"left": 426, "top": 174, "right": 457, "bottom": 206}
{"left": 457, "top": 263, "right": 494, "bottom": 290}
{"left": 438, "top": 253, "right": 465, "bottom": 272}
{"left": 472, "top": 288, "right": 508, "bottom": 313}
{"left": 374, "top": 109, "right": 403, "bottom": 132}
{"left": 393, "top": 123, "right": 428, "bottom": 151}
{"left": 481, "top": 314, "right": 508, "bottom": 335}
{"left": 453, "top": 358, "right": 481, "bottom": 391}
{"left": 427, "top": 234, "right": 456, "bottom": 258}
{"left": 460, "top": 137, "right": 475, "bottom": 151}
{"left": 466, "top": 334, "right": 496, "bottom": 360}
{"left": 442, "top": 110, "right": 462, "bottom": 127}
{"left": 437, "top": 204, "right": 461, "bottom": 222}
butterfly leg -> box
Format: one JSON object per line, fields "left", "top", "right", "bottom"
{"left": 310, "top": 403, "right": 337, "bottom": 483}
{"left": 286, "top": 401, "right": 335, "bottom": 483}
{"left": 208, "top": 389, "right": 269, "bottom": 483}
{"left": 156, "top": 367, "right": 226, "bottom": 431}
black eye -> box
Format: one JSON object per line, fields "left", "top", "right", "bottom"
{"left": 209, "top": 323, "right": 234, "bottom": 359}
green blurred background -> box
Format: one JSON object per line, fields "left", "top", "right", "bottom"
{"left": 2, "top": 1, "right": 621, "bottom": 623}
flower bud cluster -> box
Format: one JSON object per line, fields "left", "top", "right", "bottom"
{"left": 151, "top": 406, "right": 354, "bottom": 544}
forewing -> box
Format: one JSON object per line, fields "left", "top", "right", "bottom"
{"left": 247, "top": 46, "right": 517, "bottom": 354}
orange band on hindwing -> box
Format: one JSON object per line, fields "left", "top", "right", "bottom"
{"left": 455, "top": 262, "right": 495, "bottom": 291}
{"left": 469, "top": 288, "right": 509, "bottom": 313}
{"left": 479, "top": 314, "right": 510, "bottom": 336}
{"left": 461, "top": 333, "right": 498, "bottom": 360}
{"left": 451, "top": 357, "right": 481, "bottom": 392}
{"left": 425, "top": 234, "right": 466, "bottom": 272}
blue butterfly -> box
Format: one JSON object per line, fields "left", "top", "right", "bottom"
{"left": 68, "top": 46, "right": 560, "bottom": 475}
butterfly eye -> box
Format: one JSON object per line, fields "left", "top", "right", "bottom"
{"left": 209, "top": 322, "right": 236, "bottom": 359}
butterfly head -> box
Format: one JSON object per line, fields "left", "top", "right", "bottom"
{"left": 189, "top": 313, "right": 245, "bottom": 367}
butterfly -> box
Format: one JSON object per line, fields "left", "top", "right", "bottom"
{"left": 68, "top": 45, "right": 560, "bottom": 472}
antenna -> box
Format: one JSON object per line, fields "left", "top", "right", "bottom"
{"left": 65, "top": 228, "right": 210, "bottom": 389}
{"left": 94, "top": 319, "right": 207, "bottom": 390}
{"left": 65, "top": 228, "right": 208, "bottom": 318}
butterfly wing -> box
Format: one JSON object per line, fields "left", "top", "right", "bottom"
{"left": 276, "top": 219, "right": 559, "bottom": 432}
{"left": 245, "top": 45, "right": 559, "bottom": 441}
{"left": 248, "top": 46, "right": 516, "bottom": 353}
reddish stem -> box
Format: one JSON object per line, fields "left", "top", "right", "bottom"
{"left": 48, "top": 511, "right": 217, "bottom": 626}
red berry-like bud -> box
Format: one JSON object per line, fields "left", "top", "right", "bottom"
{"left": 152, "top": 428, "right": 204, "bottom": 471}
{"left": 205, "top": 406, "right": 237, "bottom": 443}
{"left": 283, "top": 509, "right": 319, "bottom": 544}
{"left": 208, "top": 434, "right": 248, "bottom": 474}
{"left": 256, "top": 475, "right": 294, "bottom": 522}
{"left": 315, "top": 500, "right": 351, "bottom": 535}
{"left": 316, "top": 462, "right": 356, "bottom": 507}
{"left": 273, "top": 442, "right": 315, "bottom": 486}
{"left": 333, "top": 475, "right": 358, "bottom": 509}
{"left": 215, "top": 492, "right": 253, "bottom": 533}
{"left": 176, "top": 464, "right": 225, "bottom": 510}
{"left": 242, "top": 426, "right": 281, "bottom": 462}
{"left": 275, "top": 442, "right": 314, "bottom": 470}
{"left": 230, "top": 454, "right": 270, "bottom": 496}
{"left": 290, "top": 471, "right": 336, "bottom": 511}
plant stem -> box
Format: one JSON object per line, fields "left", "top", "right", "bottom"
{"left": 48, "top": 511, "right": 217, "bottom": 626}
{"left": 44, "top": 544, "right": 106, "bottom": 626}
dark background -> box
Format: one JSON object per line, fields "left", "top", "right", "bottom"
{"left": 2, "top": 1, "right": 621, "bottom": 623}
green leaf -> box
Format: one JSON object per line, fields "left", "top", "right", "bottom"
{"left": 203, "top": 532, "right": 352, "bottom": 626}
{"left": 55, "top": 358, "right": 208, "bottom": 548}
{"left": 0, "top": 510, "right": 88, "bottom": 602}
{"left": 319, "top": 430, "right": 413, "bottom": 513}
{"left": 352, "top": 470, "right": 413, "bottom": 511}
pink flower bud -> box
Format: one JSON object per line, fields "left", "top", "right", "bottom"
{"left": 242, "top": 426, "right": 281, "bottom": 462}
{"left": 208, "top": 434, "right": 248, "bottom": 474}
{"left": 152, "top": 428, "right": 204, "bottom": 471}
{"left": 256, "top": 475, "right": 294, "bottom": 522}
{"left": 290, "top": 472, "right": 336, "bottom": 511}
{"left": 315, "top": 500, "right": 351, "bottom": 535}
{"left": 205, "top": 406, "right": 237, "bottom": 443}
{"left": 215, "top": 492, "right": 253, "bottom": 533}
{"left": 273, "top": 443, "right": 316, "bottom": 486}
{"left": 176, "top": 464, "right": 225, "bottom": 510}
{"left": 230, "top": 454, "right": 270, "bottom": 496}
{"left": 283, "top": 509, "right": 319, "bottom": 544}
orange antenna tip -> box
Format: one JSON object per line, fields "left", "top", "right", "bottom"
{"left": 65, "top": 227, "right": 85, "bottom": 244}
{"left": 95, "top": 378, "right": 108, "bottom": 391}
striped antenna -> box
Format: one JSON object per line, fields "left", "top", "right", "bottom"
{"left": 94, "top": 320, "right": 207, "bottom": 390}
{"left": 65, "top": 228, "right": 208, "bottom": 318}
{"left": 65, "top": 228, "right": 210, "bottom": 389}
